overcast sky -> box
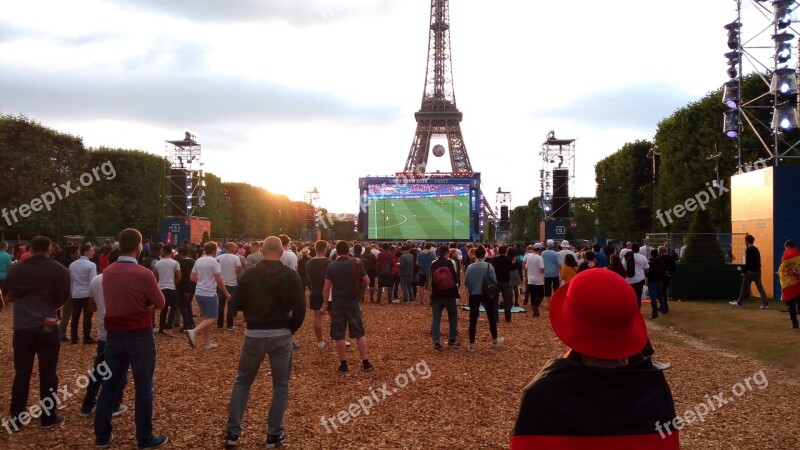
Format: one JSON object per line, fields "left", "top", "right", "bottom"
{"left": 0, "top": 0, "right": 778, "bottom": 214}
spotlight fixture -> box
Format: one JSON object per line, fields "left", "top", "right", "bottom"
{"left": 724, "top": 110, "right": 741, "bottom": 138}
{"left": 725, "top": 51, "right": 740, "bottom": 66}
{"left": 722, "top": 80, "right": 740, "bottom": 108}
{"left": 773, "top": 32, "right": 795, "bottom": 64}
{"left": 772, "top": 103, "right": 800, "bottom": 131}
{"left": 770, "top": 67, "right": 799, "bottom": 94}
{"left": 774, "top": 0, "right": 794, "bottom": 29}
{"left": 725, "top": 21, "right": 741, "bottom": 50}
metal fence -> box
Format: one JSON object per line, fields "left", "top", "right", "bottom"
{"left": 645, "top": 232, "right": 747, "bottom": 263}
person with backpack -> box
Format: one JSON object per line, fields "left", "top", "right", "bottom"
{"left": 463, "top": 245, "right": 505, "bottom": 352}
{"left": 429, "top": 245, "right": 460, "bottom": 350}
{"left": 622, "top": 243, "right": 650, "bottom": 309}
{"left": 375, "top": 243, "right": 394, "bottom": 304}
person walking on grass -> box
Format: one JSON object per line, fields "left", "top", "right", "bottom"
{"left": 731, "top": 234, "right": 770, "bottom": 308}
{"left": 224, "top": 236, "right": 305, "bottom": 449}
{"left": 464, "top": 245, "right": 505, "bottom": 352}
{"left": 430, "top": 245, "right": 460, "bottom": 350}
{"left": 322, "top": 240, "right": 373, "bottom": 373}
{"left": 187, "top": 241, "right": 231, "bottom": 350}
{"left": 305, "top": 240, "right": 333, "bottom": 349}
{"left": 2, "top": 236, "right": 70, "bottom": 432}
{"left": 94, "top": 229, "right": 167, "bottom": 449}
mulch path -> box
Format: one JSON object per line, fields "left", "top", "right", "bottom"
{"left": 1, "top": 290, "right": 798, "bottom": 449}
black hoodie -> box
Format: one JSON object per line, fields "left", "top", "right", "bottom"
{"left": 233, "top": 260, "right": 306, "bottom": 334}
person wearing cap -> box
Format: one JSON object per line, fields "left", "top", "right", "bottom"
{"left": 541, "top": 240, "right": 560, "bottom": 306}
{"left": 557, "top": 240, "right": 576, "bottom": 267}
{"left": 523, "top": 243, "right": 545, "bottom": 317}
{"left": 510, "top": 269, "right": 680, "bottom": 449}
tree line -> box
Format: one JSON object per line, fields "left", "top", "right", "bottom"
{"left": 0, "top": 115, "right": 316, "bottom": 242}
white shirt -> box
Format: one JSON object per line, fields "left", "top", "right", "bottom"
{"left": 217, "top": 253, "right": 242, "bottom": 286}
{"left": 70, "top": 256, "right": 97, "bottom": 298}
{"left": 89, "top": 274, "right": 107, "bottom": 341}
{"left": 192, "top": 255, "right": 222, "bottom": 296}
{"left": 623, "top": 253, "right": 650, "bottom": 284}
{"left": 524, "top": 253, "right": 545, "bottom": 285}
{"left": 280, "top": 249, "right": 298, "bottom": 271}
{"left": 154, "top": 258, "right": 180, "bottom": 290}
{"left": 639, "top": 245, "right": 653, "bottom": 258}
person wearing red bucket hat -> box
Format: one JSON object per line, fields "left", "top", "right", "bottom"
{"left": 510, "top": 269, "right": 680, "bottom": 450}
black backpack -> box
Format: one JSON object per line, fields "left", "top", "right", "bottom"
{"left": 481, "top": 263, "right": 499, "bottom": 297}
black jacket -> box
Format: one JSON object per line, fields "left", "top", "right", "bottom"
{"left": 234, "top": 260, "right": 306, "bottom": 334}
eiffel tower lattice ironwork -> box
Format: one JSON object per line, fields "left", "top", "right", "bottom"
{"left": 404, "top": 0, "right": 472, "bottom": 173}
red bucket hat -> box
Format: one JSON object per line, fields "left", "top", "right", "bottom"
{"left": 550, "top": 269, "right": 647, "bottom": 359}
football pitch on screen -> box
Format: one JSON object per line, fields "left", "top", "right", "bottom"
{"left": 368, "top": 196, "right": 470, "bottom": 240}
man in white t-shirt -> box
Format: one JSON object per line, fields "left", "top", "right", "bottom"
{"left": 81, "top": 249, "right": 128, "bottom": 417}
{"left": 279, "top": 234, "right": 298, "bottom": 271}
{"left": 622, "top": 243, "right": 650, "bottom": 308}
{"left": 217, "top": 242, "right": 243, "bottom": 330}
{"left": 154, "top": 245, "right": 182, "bottom": 335}
{"left": 187, "top": 242, "right": 231, "bottom": 350}
{"left": 557, "top": 240, "right": 576, "bottom": 266}
{"left": 523, "top": 243, "right": 546, "bottom": 317}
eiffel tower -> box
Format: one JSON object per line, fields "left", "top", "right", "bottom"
{"left": 404, "top": 0, "right": 473, "bottom": 173}
{"left": 403, "top": 0, "right": 493, "bottom": 219}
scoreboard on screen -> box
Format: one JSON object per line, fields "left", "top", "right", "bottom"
{"left": 358, "top": 174, "right": 482, "bottom": 241}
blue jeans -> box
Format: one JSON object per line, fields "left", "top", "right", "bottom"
{"left": 94, "top": 333, "right": 157, "bottom": 446}
{"left": 400, "top": 275, "right": 414, "bottom": 302}
{"left": 218, "top": 285, "right": 238, "bottom": 328}
{"left": 649, "top": 281, "right": 666, "bottom": 316}
{"left": 226, "top": 333, "right": 293, "bottom": 438}
{"left": 82, "top": 340, "right": 127, "bottom": 414}
{"left": 431, "top": 298, "right": 458, "bottom": 344}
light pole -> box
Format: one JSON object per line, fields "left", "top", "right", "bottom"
{"left": 647, "top": 145, "right": 660, "bottom": 230}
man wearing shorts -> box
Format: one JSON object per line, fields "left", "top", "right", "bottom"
{"left": 187, "top": 242, "right": 231, "bottom": 350}
{"left": 305, "top": 240, "right": 332, "bottom": 349}
{"left": 322, "top": 240, "right": 373, "bottom": 373}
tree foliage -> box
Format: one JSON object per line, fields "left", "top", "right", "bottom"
{"left": 0, "top": 115, "right": 313, "bottom": 242}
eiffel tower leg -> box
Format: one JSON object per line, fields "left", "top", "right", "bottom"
{"left": 405, "top": 124, "right": 432, "bottom": 172}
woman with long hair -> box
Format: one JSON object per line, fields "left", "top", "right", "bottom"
{"left": 560, "top": 253, "right": 579, "bottom": 285}
{"left": 607, "top": 253, "right": 626, "bottom": 278}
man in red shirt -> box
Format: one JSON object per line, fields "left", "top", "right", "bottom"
{"left": 94, "top": 228, "right": 168, "bottom": 449}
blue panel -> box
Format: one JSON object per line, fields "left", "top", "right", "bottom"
{"left": 772, "top": 166, "right": 800, "bottom": 300}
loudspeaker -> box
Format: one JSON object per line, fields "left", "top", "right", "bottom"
{"left": 169, "top": 168, "right": 188, "bottom": 216}
{"left": 552, "top": 169, "right": 570, "bottom": 219}
{"left": 500, "top": 205, "right": 509, "bottom": 221}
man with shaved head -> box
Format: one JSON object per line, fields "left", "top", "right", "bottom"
{"left": 225, "top": 236, "right": 305, "bottom": 449}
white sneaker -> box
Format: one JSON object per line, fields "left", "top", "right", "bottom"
{"left": 317, "top": 341, "right": 326, "bottom": 349}
{"left": 111, "top": 404, "right": 128, "bottom": 417}
{"left": 760, "top": 304, "right": 770, "bottom": 309}
{"left": 729, "top": 301, "right": 741, "bottom": 307}
{"left": 345, "top": 341, "right": 351, "bottom": 347}
{"left": 153, "top": 327, "right": 159, "bottom": 333}
{"left": 652, "top": 361, "right": 673, "bottom": 371}
{"left": 468, "top": 344, "right": 475, "bottom": 353}
{"left": 494, "top": 337, "right": 505, "bottom": 348}
{"left": 186, "top": 329, "right": 197, "bottom": 348}
{"left": 227, "top": 326, "right": 237, "bottom": 331}
{"left": 204, "top": 342, "right": 219, "bottom": 350}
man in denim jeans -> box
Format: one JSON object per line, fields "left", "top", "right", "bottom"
{"left": 94, "top": 228, "right": 167, "bottom": 449}
{"left": 225, "top": 236, "right": 306, "bottom": 449}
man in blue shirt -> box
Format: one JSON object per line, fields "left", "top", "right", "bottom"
{"left": 69, "top": 243, "right": 97, "bottom": 345}
{"left": 540, "top": 240, "right": 561, "bottom": 304}
{"left": 593, "top": 244, "right": 608, "bottom": 268}
{"left": 0, "top": 241, "right": 13, "bottom": 289}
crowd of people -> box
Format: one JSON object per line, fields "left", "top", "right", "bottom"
{"left": 0, "top": 229, "right": 796, "bottom": 449}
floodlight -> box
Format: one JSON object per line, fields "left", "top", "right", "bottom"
{"left": 725, "top": 21, "right": 741, "bottom": 49}
{"left": 722, "top": 81, "right": 739, "bottom": 108}
{"left": 724, "top": 110, "right": 741, "bottom": 138}
{"left": 770, "top": 67, "right": 799, "bottom": 94}
{"left": 774, "top": 0, "right": 794, "bottom": 29}
{"left": 772, "top": 103, "right": 800, "bottom": 130}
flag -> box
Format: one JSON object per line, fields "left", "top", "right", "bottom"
{"left": 779, "top": 248, "right": 800, "bottom": 302}
{"left": 511, "top": 357, "right": 680, "bottom": 450}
